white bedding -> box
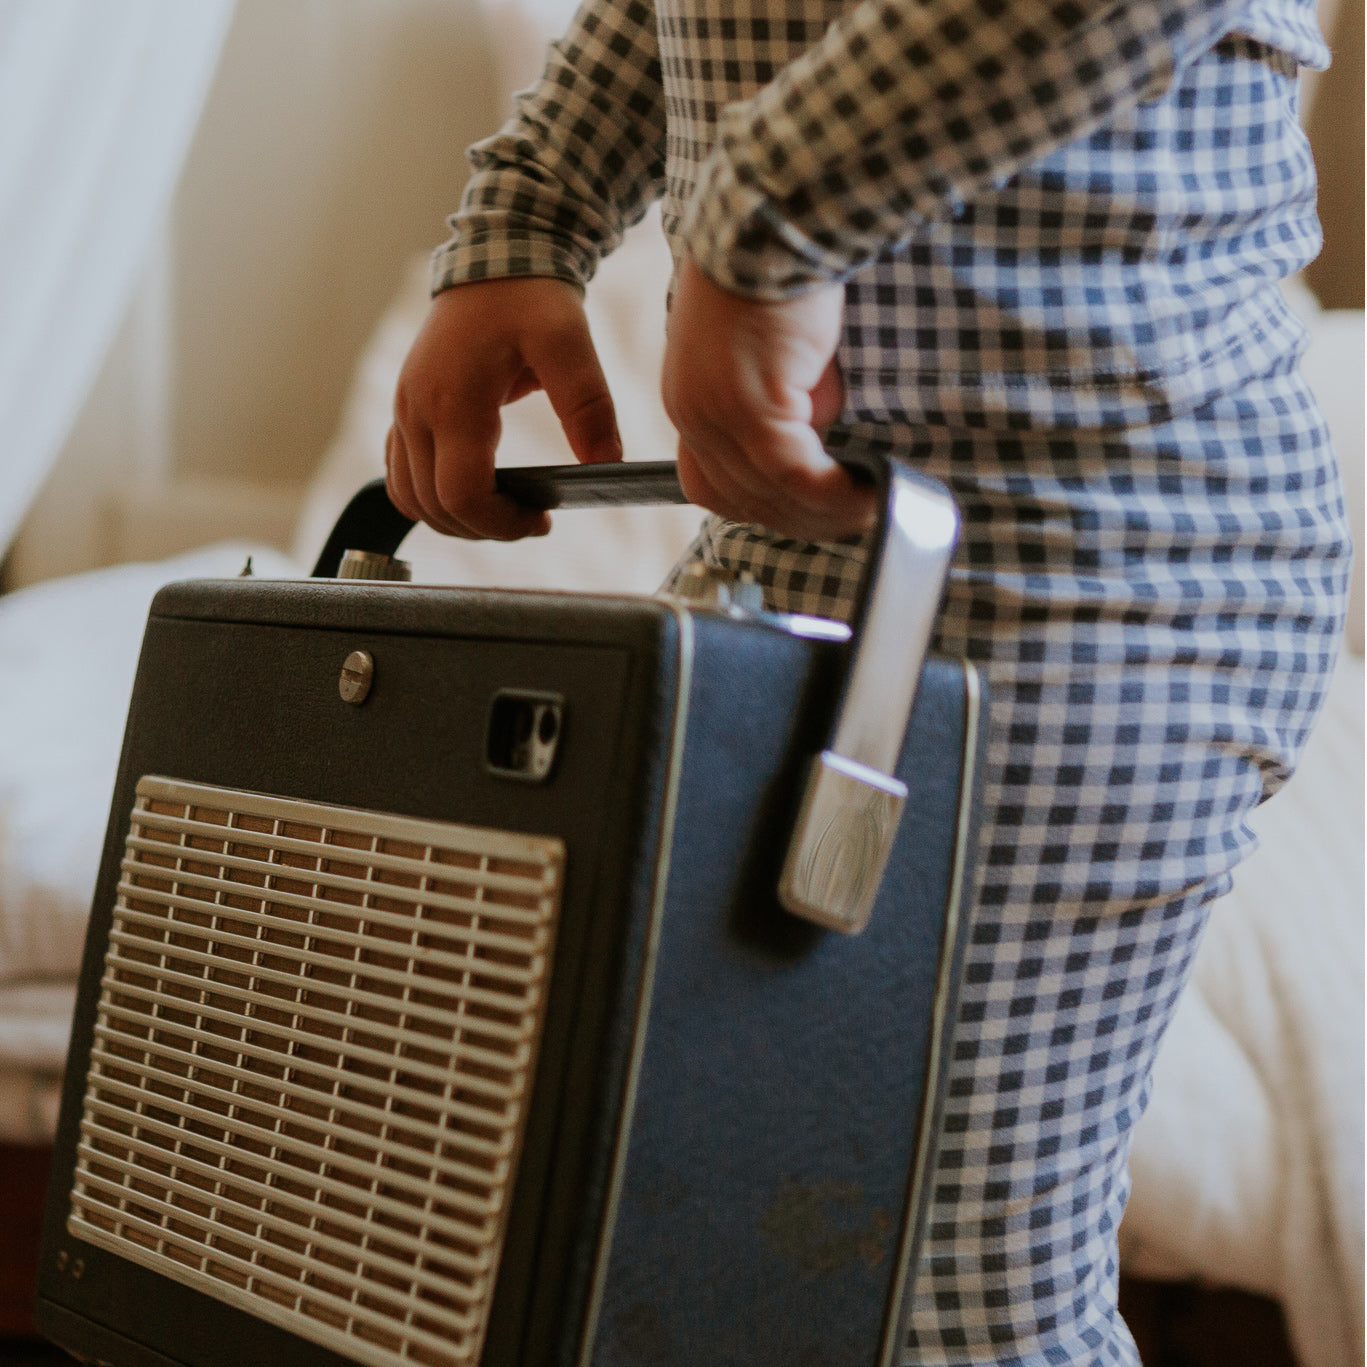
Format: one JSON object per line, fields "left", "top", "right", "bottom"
{"left": 0, "top": 542, "right": 297, "bottom": 1142}
{"left": 0, "top": 207, "right": 1359, "bottom": 1367}
{"left": 1121, "top": 650, "right": 1364, "bottom": 1367}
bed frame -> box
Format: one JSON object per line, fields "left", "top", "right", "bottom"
{"left": 1, "top": 1145, "right": 50, "bottom": 1338}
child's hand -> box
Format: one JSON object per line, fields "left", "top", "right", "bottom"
{"left": 661, "top": 255, "right": 877, "bottom": 542}
{"left": 387, "top": 278, "right": 622, "bottom": 539}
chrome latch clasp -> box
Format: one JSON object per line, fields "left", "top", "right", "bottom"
{"left": 777, "top": 462, "right": 959, "bottom": 934}
{"left": 779, "top": 753, "right": 908, "bottom": 934}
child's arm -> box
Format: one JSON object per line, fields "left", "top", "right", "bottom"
{"left": 387, "top": 0, "right": 667, "bottom": 537}
{"left": 433, "top": 0, "right": 669, "bottom": 297}
{"left": 660, "top": 0, "right": 1324, "bottom": 532}
{"left": 680, "top": 0, "right": 1322, "bottom": 299}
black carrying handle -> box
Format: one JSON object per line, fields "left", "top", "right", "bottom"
{"left": 310, "top": 463, "right": 688, "bottom": 579}
{"left": 309, "top": 457, "right": 960, "bottom": 935}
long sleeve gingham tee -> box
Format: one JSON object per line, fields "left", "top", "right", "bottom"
{"left": 676, "top": 0, "right": 1328, "bottom": 294}
{"left": 433, "top": 0, "right": 1329, "bottom": 426}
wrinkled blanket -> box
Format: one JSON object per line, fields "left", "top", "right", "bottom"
{"left": 1121, "top": 650, "right": 1364, "bottom": 1367}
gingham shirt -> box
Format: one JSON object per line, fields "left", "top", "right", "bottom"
{"left": 434, "top": 0, "right": 1329, "bottom": 428}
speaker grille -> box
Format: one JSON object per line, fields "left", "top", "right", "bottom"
{"left": 69, "top": 776, "right": 565, "bottom": 1367}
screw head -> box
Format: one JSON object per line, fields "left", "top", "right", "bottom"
{"left": 56, "top": 1250, "right": 68, "bottom": 1272}
{"left": 339, "top": 650, "right": 375, "bottom": 704}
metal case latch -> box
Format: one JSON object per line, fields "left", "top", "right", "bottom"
{"left": 778, "top": 466, "right": 959, "bottom": 934}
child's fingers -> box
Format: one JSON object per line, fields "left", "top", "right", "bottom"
{"left": 676, "top": 439, "right": 795, "bottom": 531}
{"left": 389, "top": 278, "right": 613, "bottom": 539}
{"left": 661, "top": 256, "right": 876, "bottom": 540}
{"left": 384, "top": 426, "right": 423, "bottom": 524}
{"left": 391, "top": 402, "right": 483, "bottom": 538}
{"left": 523, "top": 316, "right": 623, "bottom": 466}
{"left": 432, "top": 420, "right": 552, "bottom": 540}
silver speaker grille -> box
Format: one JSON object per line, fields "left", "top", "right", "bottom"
{"left": 69, "top": 776, "right": 566, "bottom": 1367}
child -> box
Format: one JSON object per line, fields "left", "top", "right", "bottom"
{"left": 385, "top": 0, "right": 1352, "bottom": 1355}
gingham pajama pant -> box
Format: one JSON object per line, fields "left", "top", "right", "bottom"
{"left": 433, "top": 0, "right": 1352, "bottom": 1356}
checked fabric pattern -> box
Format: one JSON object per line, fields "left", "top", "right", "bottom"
{"left": 431, "top": 0, "right": 1351, "bottom": 1358}
{"left": 663, "top": 366, "right": 1350, "bottom": 1362}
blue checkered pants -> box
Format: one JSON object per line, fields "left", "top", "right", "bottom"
{"left": 443, "top": 0, "right": 1350, "bottom": 1352}
{"left": 663, "top": 366, "right": 1351, "bottom": 1364}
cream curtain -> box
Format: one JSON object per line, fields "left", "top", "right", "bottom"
{"left": 0, "top": 0, "right": 235, "bottom": 556}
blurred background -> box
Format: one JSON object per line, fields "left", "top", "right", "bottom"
{"left": 2, "top": 0, "right": 507, "bottom": 586}
{"left": 1, "top": 0, "right": 1359, "bottom": 589}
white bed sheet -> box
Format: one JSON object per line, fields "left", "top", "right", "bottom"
{"left": 0, "top": 543, "right": 297, "bottom": 1142}
{"left": 1121, "top": 649, "right": 1364, "bottom": 1367}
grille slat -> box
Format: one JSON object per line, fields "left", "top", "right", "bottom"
{"left": 119, "top": 840, "right": 556, "bottom": 930}
{"left": 95, "top": 962, "right": 528, "bottom": 1106}
{"left": 89, "top": 1021, "right": 514, "bottom": 1177}
{"left": 77, "top": 1126, "right": 496, "bottom": 1279}
{"left": 89, "top": 1011, "right": 515, "bottom": 1159}
{"left": 79, "top": 1072, "right": 508, "bottom": 1225}
{"left": 78, "top": 1105, "right": 503, "bottom": 1259}
{"left": 102, "top": 926, "right": 539, "bottom": 1081}
{"left": 123, "top": 815, "right": 552, "bottom": 894}
{"left": 97, "top": 956, "right": 527, "bottom": 1049}
{"left": 71, "top": 776, "right": 565, "bottom": 1367}
{"left": 117, "top": 862, "right": 554, "bottom": 956}
{"left": 113, "top": 877, "right": 550, "bottom": 987}
{"left": 99, "top": 953, "right": 538, "bottom": 1047}
{"left": 69, "top": 1191, "right": 484, "bottom": 1352}
{"left": 72, "top": 1152, "right": 493, "bottom": 1309}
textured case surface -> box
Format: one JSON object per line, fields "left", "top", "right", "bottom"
{"left": 39, "top": 582, "right": 683, "bottom": 1367}
{"left": 37, "top": 579, "right": 981, "bottom": 1367}
{"left": 584, "top": 620, "right": 978, "bottom": 1367}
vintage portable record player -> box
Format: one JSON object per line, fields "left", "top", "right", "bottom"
{"left": 37, "top": 458, "right": 985, "bottom": 1367}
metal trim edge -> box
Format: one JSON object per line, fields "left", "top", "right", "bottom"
{"left": 876, "top": 660, "right": 984, "bottom": 1367}
{"left": 573, "top": 603, "right": 695, "bottom": 1367}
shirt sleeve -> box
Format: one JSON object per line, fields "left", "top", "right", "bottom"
{"left": 682, "top": 0, "right": 1271, "bottom": 298}
{"left": 432, "top": 0, "right": 668, "bottom": 294}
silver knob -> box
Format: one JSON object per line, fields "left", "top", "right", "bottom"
{"left": 337, "top": 549, "right": 412, "bottom": 582}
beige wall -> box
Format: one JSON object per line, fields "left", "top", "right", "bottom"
{"left": 8, "top": 0, "right": 505, "bottom": 585}
{"left": 169, "top": 0, "right": 502, "bottom": 487}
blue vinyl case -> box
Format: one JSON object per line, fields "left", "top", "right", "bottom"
{"left": 38, "top": 464, "right": 984, "bottom": 1367}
